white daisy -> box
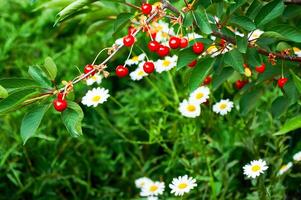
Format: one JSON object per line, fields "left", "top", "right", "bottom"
{"left": 293, "top": 151, "right": 301, "bottom": 162}
{"left": 147, "top": 196, "right": 158, "bottom": 200}
{"left": 135, "top": 177, "right": 152, "bottom": 189}
{"left": 155, "top": 55, "right": 177, "bottom": 73}
{"left": 114, "top": 37, "right": 123, "bottom": 46}
{"left": 140, "top": 181, "right": 165, "bottom": 197}
{"left": 179, "top": 99, "right": 201, "bottom": 118}
{"left": 125, "top": 53, "right": 146, "bottom": 66}
{"left": 248, "top": 29, "right": 264, "bottom": 42}
{"left": 189, "top": 86, "right": 210, "bottom": 104}
{"left": 187, "top": 32, "right": 203, "bottom": 41}
{"left": 86, "top": 73, "right": 103, "bottom": 86}
{"left": 150, "top": 21, "right": 174, "bottom": 42}
{"left": 278, "top": 162, "right": 293, "bottom": 175}
{"left": 293, "top": 47, "right": 301, "bottom": 57}
{"left": 169, "top": 175, "right": 197, "bottom": 196}
{"left": 212, "top": 99, "right": 234, "bottom": 115}
{"left": 130, "top": 64, "right": 148, "bottom": 81}
{"left": 81, "top": 87, "right": 110, "bottom": 107}
{"left": 243, "top": 159, "right": 268, "bottom": 179}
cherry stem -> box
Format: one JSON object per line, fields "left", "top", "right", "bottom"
{"left": 124, "top": 45, "right": 134, "bottom": 68}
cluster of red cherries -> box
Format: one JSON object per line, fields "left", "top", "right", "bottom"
{"left": 235, "top": 63, "right": 288, "bottom": 90}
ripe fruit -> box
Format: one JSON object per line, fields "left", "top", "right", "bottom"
{"left": 192, "top": 42, "right": 204, "bottom": 54}
{"left": 235, "top": 80, "right": 248, "bottom": 90}
{"left": 179, "top": 37, "right": 188, "bottom": 48}
{"left": 157, "top": 45, "right": 170, "bottom": 57}
{"left": 188, "top": 60, "right": 197, "bottom": 68}
{"left": 255, "top": 63, "right": 266, "bottom": 73}
{"left": 278, "top": 77, "right": 288, "bottom": 88}
{"left": 53, "top": 99, "right": 67, "bottom": 112}
{"left": 169, "top": 36, "right": 180, "bottom": 49}
{"left": 143, "top": 62, "right": 155, "bottom": 74}
{"left": 123, "top": 35, "right": 135, "bottom": 47}
{"left": 148, "top": 40, "right": 160, "bottom": 52}
{"left": 128, "top": 26, "right": 136, "bottom": 35}
{"left": 84, "top": 64, "right": 95, "bottom": 76}
{"left": 203, "top": 76, "right": 212, "bottom": 85}
{"left": 57, "top": 92, "right": 64, "bottom": 100}
{"left": 141, "top": 3, "right": 152, "bottom": 15}
{"left": 115, "top": 65, "right": 128, "bottom": 78}
{"left": 220, "top": 39, "right": 226, "bottom": 47}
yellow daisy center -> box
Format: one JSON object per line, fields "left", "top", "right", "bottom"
{"left": 132, "top": 56, "right": 139, "bottom": 61}
{"left": 149, "top": 185, "right": 158, "bottom": 192}
{"left": 138, "top": 71, "right": 145, "bottom": 76}
{"left": 186, "top": 104, "right": 196, "bottom": 112}
{"left": 163, "top": 60, "right": 171, "bottom": 67}
{"left": 244, "top": 68, "right": 252, "bottom": 77}
{"left": 251, "top": 165, "right": 261, "bottom": 172}
{"left": 91, "top": 76, "right": 97, "bottom": 81}
{"left": 219, "top": 103, "right": 227, "bottom": 110}
{"left": 280, "top": 165, "right": 287, "bottom": 171}
{"left": 196, "top": 92, "right": 204, "bottom": 99}
{"left": 178, "top": 183, "right": 188, "bottom": 189}
{"left": 92, "top": 95, "right": 101, "bottom": 102}
{"left": 207, "top": 45, "right": 217, "bottom": 54}
{"left": 293, "top": 47, "right": 301, "bottom": 52}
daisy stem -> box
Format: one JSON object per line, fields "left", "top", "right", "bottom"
{"left": 145, "top": 77, "right": 171, "bottom": 104}
{"left": 258, "top": 176, "right": 269, "bottom": 200}
{"left": 206, "top": 157, "right": 217, "bottom": 200}
{"left": 167, "top": 71, "right": 179, "bottom": 104}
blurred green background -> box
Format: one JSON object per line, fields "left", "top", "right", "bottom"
{"left": 1, "top": 0, "right": 301, "bottom": 199}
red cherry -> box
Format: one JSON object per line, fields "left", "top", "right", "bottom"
{"left": 141, "top": 3, "right": 152, "bottom": 15}
{"left": 53, "top": 99, "right": 67, "bottom": 112}
{"left": 179, "top": 37, "right": 189, "bottom": 48}
{"left": 169, "top": 36, "right": 180, "bottom": 49}
{"left": 84, "top": 64, "right": 95, "bottom": 76}
{"left": 203, "top": 76, "right": 212, "bottom": 85}
{"left": 255, "top": 63, "right": 266, "bottom": 73}
{"left": 123, "top": 35, "right": 135, "bottom": 47}
{"left": 192, "top": 42, "right": 204, "bottom": 54}
{"left": 148, "top": 40, "right": 160, "bottom": 52}
{"left": 150, "top": 32, "right": 157, "bottom": 40}
{"left": 188, "top": 60, "right": 197, "bottom": 68}
{"left": 128, "top": 26, "right": 136, "bottom": 35}
{"left": 115, "top": 65, "right": 128, "bottom": 78}
{"left": 278, "top": 77, "right": 288, "bottom": 88}
{"left": 143, "top": 62, "right": 155, "bottom": 74}
{"left": 157, "top": 45, "right": 170, "bottom": 57}
{"left": 220, "top": 39, "right": 226, "bottom": 47}
{"left": 57, "top": 92, "right": 64, "bottom": 100}
{"left": 235, "top": 80, "right": 247, "bottom": 90}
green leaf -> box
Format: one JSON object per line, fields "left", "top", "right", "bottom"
{"left": 0, "top": 85, "right": 8, "bottom": 99}
{"left": 183, "top": 12, "right": 193, "bottom": 27}
{"left": 275, "top": 115, "right": 301, "bottom": 135}
{"left": 240, "top": 88, "right": 262, "bottom": 115}
{"left": 212, "top": 67, "right": 234, "bottom": 90}
{"left": 188, "top": 57, "right": 214, "bottom": 91}
{"left": 283, "top": 78, "right": 298, "bottom": 104}
{"left": 260, "top": 31, "right": 287, "bottom": 41}
{"left": 28, "top": 66, "right": 52, "bottom": 88}
{"left": 254, "top": 0, "right": 284, "bottom": 27}
{"left": 276, "top": 42, "right": 291, "bottom": 52}
{"left": 246, "top": 0, "right": 262, "bottom": 20}
{"left": 229, "top": 0, "right": 247, "bottom": 14}
{"left": 61, "top": 101, "right": 84, "bottom": 137}
{"left": 43, "top": 57, "right": 57, "bottom": 80}
{"left": 0, "top": 88, "right": 36, "bottom": 114}
{"left": 271, "top": 96, "right": 289, "bottom": 118}
{"left": 290, "top": 70, "right": 301, "bottom": 94}
{"left": 193, "top": 9, "right": 212, "bottom": 34}
{"left": 56, "top": 0, "right": 92, "bottom": 24}
{"left": 114, "top": 13, "right": 133, "bottom": 34}
{"left": 224, "top": 49, "right": 244, "bottom": 73}
{"left": 229, "top": 16, "right": 256, "bottom": 31}
{"left": 236, "top": 36, "right": 248, "bottom": 53}
{"left": 269, "top": 25, "right": 301, "bottom": 43}
{"left": 246, "top": 48, "right": 262, "bottom": 67}
{"left": 177, "top": 48, "right": 197, "bottom": 70}
{"left": 21, "top": 104, "right": 50, "bottom": 144}
{"left": 0, "top": 78, "right": 38, "bottom": 92}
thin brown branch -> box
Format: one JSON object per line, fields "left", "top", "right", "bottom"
{"left": 124, "top": 2, "right": 141, "bottom": 10}
{"left": 161, "top": 0, "right": 181, "bottom": 15}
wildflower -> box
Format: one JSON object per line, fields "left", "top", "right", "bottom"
{"left": 189, "top": 86, "right": 210, "bottom": 105}
{"left": 212, "top": 99, "right": 234, "bottom": 115}
{"left": 125, "top": 53, "right": 146, "bottom": 66}
{"left": 155, "top": 55, "right": 177, "bottom": 73}
{"left": 293, "top": 151, "right": 301, "bottom": 162}
{"left": 130, "top": 62, "right": 148, "bottom": 81}
{"left": 140, "top": 181, "right": 165, "bottom": 197}
{"left": 293, "top": 47, "right": 301, "bottom": 57}
{"left": 187, "top": 32, "right": 203, "bottom": 41}
{"left": 81, "top": 87, "right": 110, "bottom": 107}
{"left": 278, "top": 162, "right": 293, "bottom": 175}
{"left": 169, "top": 175, "right": 197, "bottom": 196}
{"left": 179, "top": 100, "right": 201, "bottom": 118}
{"left": 86, "top": 73, "right": 102, "bottom": 86}
{"left": 135, "top": 177, "right": 152, "bottom": 189}
{"left": 248, "top": 29, "right": 264, "bottom": 42}
{"left": 243, "top": 159, "right": 268, "bottom": 179}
